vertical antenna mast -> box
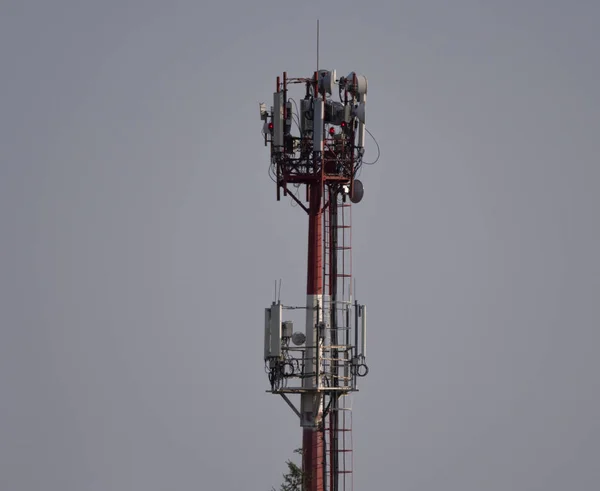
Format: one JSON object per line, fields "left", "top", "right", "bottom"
{"left": 317, "top": 19, "right": 320, "bottom": 73}
{"left": 260, "top": 53, "right": 373, "bottom": 491}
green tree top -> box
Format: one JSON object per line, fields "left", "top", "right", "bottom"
{"left": 272, "top": 448, "right": 305, "bottom": 491}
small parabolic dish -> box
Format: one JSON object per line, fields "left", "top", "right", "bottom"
{"left": 350, "top": 179, "right": 364, "bottom": 204}
{"left": 292, "top": 332, "right": 306, "bottom": 346}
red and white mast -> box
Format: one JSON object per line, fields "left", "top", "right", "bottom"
{"left": 262, "top": 69, "right": 371, "bottom": 491}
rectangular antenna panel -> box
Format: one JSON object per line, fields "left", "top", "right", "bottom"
{"left": 273, "top": 92, "right": 284, "bottom": 150}
{"left": 357, "top": 94, "right": 366, "bottom": 149}
{"left": 264, "top": 308, "right": 271, "bottom": 360}
{"left": 264, "top": 303, "right": 283, "bottom": 359}
{"left": 300, "top": 99, "right": 313, "bottom": 133}
{"left": 313, "top": 98, "right": 324, "bottom": 152}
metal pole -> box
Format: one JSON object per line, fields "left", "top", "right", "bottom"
{"left": 302, "top": 180, "right": 324, "bottom": 491}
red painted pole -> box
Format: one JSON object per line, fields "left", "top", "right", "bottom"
{"left": 303, "top": 180, "right": 324, "bottom": 491}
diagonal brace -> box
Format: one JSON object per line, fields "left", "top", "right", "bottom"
{"left": 280, "top": 393, "right": 301, "bottom": 420}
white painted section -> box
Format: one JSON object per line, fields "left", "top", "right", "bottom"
{"left": 303, "top": 294, "right": 322, "bottom": 388}
{"left": 300, "top": 294, "right": 324, "bottom": 427}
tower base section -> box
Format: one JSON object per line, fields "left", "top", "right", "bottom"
{"left": 303, "top": 426, "right": 324, "bottom": 491}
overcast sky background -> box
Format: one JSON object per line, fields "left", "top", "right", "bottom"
{"left": 1, "top": 1, "right": 599, "bottom": 490}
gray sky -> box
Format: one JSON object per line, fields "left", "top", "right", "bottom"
{"left": 1, "top": 1, "right": 599, "bottom": 490}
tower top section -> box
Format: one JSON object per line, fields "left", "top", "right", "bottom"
{"left": 260, "top": 70, "right": 370, "bottom": 209}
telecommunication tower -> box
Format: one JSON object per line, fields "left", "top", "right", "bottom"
{"left": 260, "top": 69, "right": 373, "bottom": 491}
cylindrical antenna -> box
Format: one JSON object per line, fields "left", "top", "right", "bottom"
{"left": 317, "top": 19, "right": 319, "bottom": 74}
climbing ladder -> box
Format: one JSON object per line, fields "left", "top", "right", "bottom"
{"left": 323, "top": 394, "right": 354, "bottom": 491}
{"left": 322, "top": 187, "right": 354, "bottom": 491}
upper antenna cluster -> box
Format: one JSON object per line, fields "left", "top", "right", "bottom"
{"left": 259, "top": 68, "right": 369, "bottom": 206}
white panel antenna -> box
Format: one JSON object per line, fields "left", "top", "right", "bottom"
{"left": 273, "top": 92, "right": 284, "bottom": 150}
{"left": 313, "top": 98, "right": 324, "bottom": 152}
{"left": 264, "top": 303, "right": 283, "bottom": 359}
